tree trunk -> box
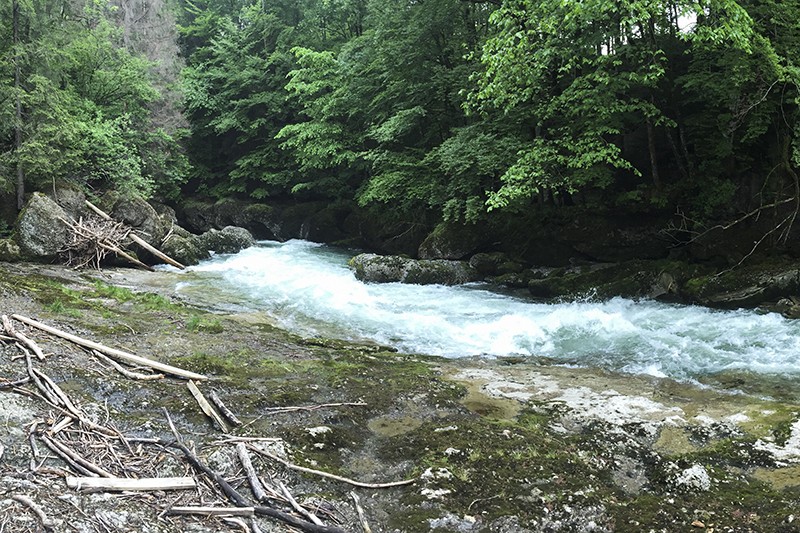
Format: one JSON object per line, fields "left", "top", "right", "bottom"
{"left": 13, "top": 0, "right": 25, "bottom": 210}
{"left": 646, "top": 118, "right": 662, "bottom": 191}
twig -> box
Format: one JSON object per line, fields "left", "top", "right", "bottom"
{"left": 162, "top": 409, "right": 347, "bottom": 533}
{"left": 236, "top": 443, "right": 268, "bottom": 502}
{"left": 188, "top": 380, "right": 229, "bottom": 433}
{"left": 91, "top": 350, "right": 164, "bottom": 380}
{"left": 2, "top": 314, "right": 44, "bottom": 359}
{"left": 278, "top": 480, "right": 324, "bottom": 526}
{"left": 166, "top": 506, "right": 255, "bottom": 517}
{"left": 39, "top": 434, "right": 114, "bottom": 477}
{"left": 247, "top": 445, "right": 417, "bottom": 489}
{"left": 11, "top": 314, "right": 207, "bottom": 381}
{"left": 350, "top": 492, "right": 372, "bottom": 533}
{"left": 262, "top": 402, "right": 367, "bottom": 414}
{"left": 12, "top": 495, "right": 55, "bottom": 532}
{"left": 209, "top": 390, "right": 242, "bottom": 426}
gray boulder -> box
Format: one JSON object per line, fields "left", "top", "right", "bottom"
{"left": 349, "top": 253, "right": 480, "bottom": 285}
{"left": 111, "top": 196, "right": 169, "bottom": 247}
{"left": 160, "top": 234, "right": 210, "bottom": 266}
{"left": 14, "top": 192, "right": 70, "bottom": 260}
{"left": 196, "top": 226, "right": 255, "bottom": 254}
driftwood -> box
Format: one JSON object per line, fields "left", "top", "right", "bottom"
{"left": 247, "top": 445, "right": 417, "bottom": 489}
{"left": 167, "top": 506, "right": 255, "bottom": 517}
{"left": 188, "top": 380, "right": 229, "bottom": 432}
{"left": 12, "top": 495, "right": 55, "bottom": 532}
{"left": 278, "top": 480, "right": 324, "bottom": 526}
{"left": 163, "top": 409, "right": 347, "bottom": 533}
{"left": 85, "top": 200, "right": 186, "bottom": 270}
{"left": 67, "top": 476, "right": 197, "bottom": 492}
{"left": 11, "top": 314, "right": 206, "bottom": 381}
{"left": 236, "top": 443, "right": 268, "bottom": 502}
{"left": 2, "top": 314, "right": 45, "bottom": 359}
{"left": 350, "top": 492, "right": 372, "bottom": 533}
{"left": 40, "top": 434, "right": 114, "bottom": 478}
{"left": 91, "top": 349, "right": 164, "bottom": 380}
{"left": 209, "top": 390, "right": 242, "bottom": 426}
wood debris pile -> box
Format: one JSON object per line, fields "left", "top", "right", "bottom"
{"left": 0, "top": 313, "right": 412, "bottom": 532}
{"left": 59, "top": 215, "right": 132, "bottom": 270}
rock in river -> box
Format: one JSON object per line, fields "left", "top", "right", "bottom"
{"left": 349, "top": 253, "right": 480, "bottom": 285}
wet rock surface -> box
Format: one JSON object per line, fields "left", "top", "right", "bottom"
{"left": 1, "top": 262, "right": 799, "bottom": 532}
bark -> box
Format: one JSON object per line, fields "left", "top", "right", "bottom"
{"left": 13, "top": 0, "right": 24, "bottom": 210}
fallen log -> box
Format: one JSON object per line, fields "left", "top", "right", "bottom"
{"left": 67, "top": 476, "right": 197, "bottom": 492}
{"left": 11, "top": 314, "right": 207, "bottom": 381}
{"left": 85, "top": 200, "right": 186, "bottom": 270}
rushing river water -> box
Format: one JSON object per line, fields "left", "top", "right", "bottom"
{"left": 154, "top": 240, "right": 800, "bottom": 386}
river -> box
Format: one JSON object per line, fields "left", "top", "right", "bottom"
{"left": 146, "top": 240, "right": 800, "bottom": 390}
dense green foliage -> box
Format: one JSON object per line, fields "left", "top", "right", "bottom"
{"left": 4, "top": 0, "right": 800, "bottom": 233}
{"left": 0, "top": 0, "right": 187, "bottom": 203}
{"left": 178, "top": 0, "right": 800, "bottom": 228}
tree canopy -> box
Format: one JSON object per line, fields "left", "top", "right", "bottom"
{"left": 4, "top": 0, "right": 799, "bottom": 238}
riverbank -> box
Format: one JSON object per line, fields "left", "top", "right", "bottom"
{"left": 1, "top": 262, "right": 800, "bottom": 532}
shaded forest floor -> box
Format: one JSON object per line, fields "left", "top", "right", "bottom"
{"left": 0, "top": 262, "right": 799, "bottom": 532}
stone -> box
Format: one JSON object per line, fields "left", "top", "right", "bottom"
{"left": 14, "top": 192, "right": 70, "bottom": 259}
{"left": 111, "top": 196, "right": 169, "bottom": 247}
{"left": 196, "top": 226, "right": 255, "bottom": 254}
{"left": 159, "top": 235, "right": 210, "bottom": 266}
{"left": 349, "top": 253, "right": 480, "bottom": 285}
{"left": 0, "top": 238, "right": 22, "bottom": 262}
{"left": 418, "top": 221, "right": 489, "bottom": 260}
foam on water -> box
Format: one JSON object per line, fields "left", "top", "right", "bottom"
{"left": 171, "top": 240, "right": 800, "bottom": 382}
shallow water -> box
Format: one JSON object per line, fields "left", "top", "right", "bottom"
{"left": 154, "top": 240, "right": 800, "bottom": 386}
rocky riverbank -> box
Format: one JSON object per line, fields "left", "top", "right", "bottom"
{"left": 2, "top": 262, "right": 800, "bottom": 532}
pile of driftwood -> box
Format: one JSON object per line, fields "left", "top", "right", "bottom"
{"left": 59, "top": 200, "right": 186, "bottom": 272}
{"left": 0, "top": 314, "right": 414, "bottom": 532}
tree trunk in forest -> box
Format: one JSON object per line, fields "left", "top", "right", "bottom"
{"left": 13, "top": 0, "right": 25, "bottom": 210}
{"left": 646, "top": 118, "right": 661, "bottom": 191}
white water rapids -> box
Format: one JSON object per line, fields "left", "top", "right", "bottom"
{"left": 156, "top": 240, "right": 800, "bottom": 385}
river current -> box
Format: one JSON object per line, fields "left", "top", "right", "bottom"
{"left": 154, "top": 240, "right": 800, "bottom": 387}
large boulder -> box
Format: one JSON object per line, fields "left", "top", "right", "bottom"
{"left": 349, "top": 253, "right": 480, "bottom": 285}
{"left": 160, "top": 234, "right": 210, "bottom": 266}
{"left": 418, "top": 221, "right": 490, "bottom": 260}
{"left": 45, "top": 183, "right": 87, "bottom": 221}
{"left": 14, "top": 192, "right": 70, "bottom": 260}
{"left": 111, "top": 196, "right": 169, "bottom": 247}
{"left": 196, "top": 226, "right": 255, "bottom": 254}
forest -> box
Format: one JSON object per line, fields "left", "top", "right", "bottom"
{"left": 1, "top": 0, "right": 799, "bottom": 242}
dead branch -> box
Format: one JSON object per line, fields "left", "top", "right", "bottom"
{"left": 85, "top": 200, "right": 186, "bottom": 270}
{"left": 12, "top": 495, "right": 55, "bottom": 532}
{"left": 261, "top": 402, "right": 368, "bottom": 414}
{"left": 350, "top": 492, "right": 372, "bottom": 533}
{"left": 91, "top": 349, "right": 164, "bottom": 381}
{"left": 2, "top": 314, "right": 45, "bottom": 359}
{"left": 247, "top": 445, "right": 417, "bottom": 489}
{"left": 188, "top": 380, "right": 230, "bottom": 432}
{"left": 209, "top": 390, "right": 242, "bottom": 426}
{"left": 11, "top": 314, "right": 207, "bottom": 381}
{"left": 163, "top": 409, "right": 347, "bottom": 533}
{"left": 236, "top": 443, "right": 268, "bottom": 502}
{"left": 278, "top": 480, "right": 324, "bottom": 526}
{"left": 166, "top": 506, "right": 255, "bottom": 517}
{"left": 67, "top": 476, "right": 197, "bottom": 492}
